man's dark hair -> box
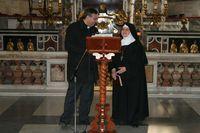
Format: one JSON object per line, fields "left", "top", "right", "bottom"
{"left": 78, "top": 8, "right": 98, "bottom": 20}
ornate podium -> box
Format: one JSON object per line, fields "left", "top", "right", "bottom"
{"left": 86, "top": 36, "right": 121, "bottom": 133}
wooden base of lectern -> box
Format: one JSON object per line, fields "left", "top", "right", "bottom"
{"left": 88, "top": 104, "right": 116, "bottom": 133}
{"left": 88, "top": 58, "right": 116, "bottom": 133}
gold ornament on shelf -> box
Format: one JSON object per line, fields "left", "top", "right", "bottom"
{"left": 190, "top": 41, "right": 199, "bottom": 53}
{"left": 7, "top": 38, "right": 14, "bottom": 51}
{"left": 27, "top": 39, "right": 34, "bottom": 51}
{"left": 17, "top": 38, "right": 24, "bottom": 51}
{"left": 170, "top": 40, "right": 177, "bottom": 53}
{"left": 179, "top": 40, "right": 188, "bottom": 53}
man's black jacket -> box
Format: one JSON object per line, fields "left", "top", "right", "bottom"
{"left": 65, "top": 20, "right": 98, "bottom": 83}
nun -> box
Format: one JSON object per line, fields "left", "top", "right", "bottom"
{"left": 110, "top": 23, "right": 149, "bottom": 127}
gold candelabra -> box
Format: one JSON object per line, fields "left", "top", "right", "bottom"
{"left": 33, "top": 0, "right": 62, "bottom": 27}
{"left": 143, "top": 0, "right": 168, "bottom": 27}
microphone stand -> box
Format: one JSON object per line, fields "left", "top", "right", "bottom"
{"left": 70, "top": 50, "right": 87, "bottom": 133}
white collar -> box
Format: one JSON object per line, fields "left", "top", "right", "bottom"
{"left": 121, "top": 33, "right": 135, "bottom": 46}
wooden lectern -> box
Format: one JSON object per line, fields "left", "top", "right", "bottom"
{"left": 86, "top": 36, "right": 121, "bottom": 133}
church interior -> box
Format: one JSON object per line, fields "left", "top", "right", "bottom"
{"left": 0, "top": 0, "right": 199, "bottom": 133}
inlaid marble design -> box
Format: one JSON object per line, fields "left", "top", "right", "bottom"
{"left": 19, "top": 124, "right": 181, "bottom": 133}
{"left": 19, "top": 124, "right": 149, "bottom": 133}
{"left": 0, "top": 95, "right": 199, "bottom": 133}
{"left": 50, "top": 64, "right": 65, "bottom": 82}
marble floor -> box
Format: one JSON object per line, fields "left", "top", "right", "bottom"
{"left": 0, "top": 92, "right": 199, "bottom": 133}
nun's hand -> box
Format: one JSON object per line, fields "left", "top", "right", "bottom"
{"left": 116, "top": 67, "right": 126, "bottom": 74}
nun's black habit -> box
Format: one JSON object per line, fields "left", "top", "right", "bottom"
{"left": 111, "top": 23, "right": 149, "bottom": 126}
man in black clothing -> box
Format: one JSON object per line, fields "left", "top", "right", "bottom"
{"left": 59, "top": 8, "right": 99, "bottom": 125}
